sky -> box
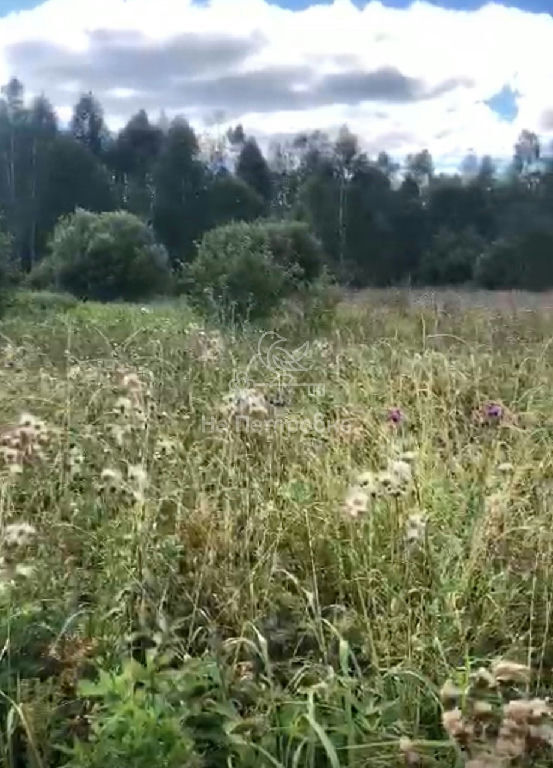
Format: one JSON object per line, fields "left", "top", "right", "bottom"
{"left": 0, "top": 0, "right": 552, "bottom": 170}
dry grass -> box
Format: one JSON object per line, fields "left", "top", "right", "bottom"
{"left": 1, "top": 291, "right": 553, "bottom": 766}
{"left": 343, "top": 286, "right": 553, "bottom": 311}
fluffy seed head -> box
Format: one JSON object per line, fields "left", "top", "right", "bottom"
{"left": 155, "top": 437, "right": 175, "bottom": 457}
{"left": 465, "top": 756, "right": 504, "bottom": 768}
{"left": 492, "top": 660, "right": 531, "bottom": 685}
{"left": 504, "top": 698, "right": 549, "bottom": 723}
{"left": 440, "top": 679, "right": 461, "bottom": 706}
{"left": 114, "top": 397, "right": 133, "bottom": 416}
{"left": 405, "top": 513, "right": 426, "bottom": 545}
{"left": 389, "top": 459, "right": 413, "bottom": 484}
{"left": 122, "top": 373, "right": 142, "bottom": 391}
{"left": 18, "top": 412, "right": 38, "bottom": 429}
{"left": 101, "top": 468, "right": 123, "bottom": 493}
{"left": 224, "top": 389, "right": 270, "bottom": 422}
{"left": 127, "top": 464, "right": 148, "bottom": 491}
{"left": 2, "top": 522, "right": 37, "bottom": 551}
{"left": 377, "top": 470, "right": 405, "bottom": 497}
{"left": 356, "top": 471, "right": 379, "bottom": 496}
{"left": 2, "top": 447, "right": 21, "bottom": 465}
{"left": 442, "top": 708, "right": 471, "bottom": 739}
{"left": 342, "top": 486, "right": 369, "bottom": 519}
{"left": 473, "top": 701, "right": 494, "bottom": 719}
{"left": 473, "top": 667, "right": 498, "bottom": 690}
{"left": 398, "top": 737, "right": 420, "bottom": 766}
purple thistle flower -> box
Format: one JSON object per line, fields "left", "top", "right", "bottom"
{"left": 387, "top": 407, "right": 404, "bottom": 425}
{"left": 485, "top": 402, "right": 503, "bottom": 420}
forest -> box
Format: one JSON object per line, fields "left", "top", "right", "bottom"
{"left": 0, "top": 75, "right": 551, "bottom": 294}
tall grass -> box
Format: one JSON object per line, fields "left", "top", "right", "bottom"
{"left": 1, "top": 291, "right": 553, "bottom": 767}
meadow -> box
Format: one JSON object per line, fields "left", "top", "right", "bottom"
{"left": 2, "top": 289, "right": 553, "bottom": 767}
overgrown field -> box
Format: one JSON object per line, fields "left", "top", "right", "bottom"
{"left": 2, "top": 291, "right": 553, "bottom": 767}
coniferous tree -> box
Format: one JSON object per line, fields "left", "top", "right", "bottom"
{"left": 153, "top": 117, "right": 208, "bottom": 263}
{"left": 71, "top": 92, "right": 106, "bottom": 157}
{"left": 39, "top": 134, "right": 114, "bottom": 236}
{"left": 236, "top": 137, "right": 272, "bottom": 204}
{"left": 108, "top": 110, "right": 162, "bottom": 217}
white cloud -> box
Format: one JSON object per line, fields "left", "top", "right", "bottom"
{"left": 0, "top": 0, "right": 552, "bottom": 167}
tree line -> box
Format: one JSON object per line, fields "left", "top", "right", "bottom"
{"left": 1, "top": 75, "right": 552, "bottom": 292}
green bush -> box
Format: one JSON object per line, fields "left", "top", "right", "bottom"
{"left": 25, "top": 256, "right": 58, "bottom": 291}
{"left": 186, "top": 220, "right": 324, "bottom": 319}
{"left": 418, "top": 228, "right": 484, "bottom": 285}
{"left": 299, "top": 268, "right": 342, "bottom": 329}
{"left": 263, "top": 220, "right": 324, "bottom": 283}
{"left": 31, "top": 209, "right": 171, "bottom": 301}
{"left": 62, "top": 661, "right": 198, "bottom": 768}
{"left": 475, "top": 230, "right": 553, "bottom": 290}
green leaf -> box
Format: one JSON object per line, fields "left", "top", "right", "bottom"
{"left": 304, "top": 712, "right": 340, "bottom": 768}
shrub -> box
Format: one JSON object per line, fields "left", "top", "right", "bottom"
{"left": 263, "top": 220, "right": 324, "bottom": 283}
{"left": 26, "top": 255, "right": 58, "bottom": 291}
{"left": 185, "top": 222, "right": 291, "bottom": 319}
{"left": 186, "top": 220, "right": 324, "bottom": 319}
{"left": 418, "top": 228, "right": 484, "bottom": 285}
{"left": 31, "top": 209, "right": 171, "bottom": 301}
{"left": 475, "top": 230, "right": 553, "bottom": 290}
{"left": 299, "top": 268, "right": 342, "bottom": 330}
{"left": 63, "top": 661, "right": 197, "bottom": 768}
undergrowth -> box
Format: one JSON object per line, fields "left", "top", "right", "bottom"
{"left": 1, "top": 291, "right": 553, "bottom": 767}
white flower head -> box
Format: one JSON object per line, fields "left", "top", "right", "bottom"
{"left": 342, "top": 486, "right": 369, "bottom": 519}
{"left": 127, "top": 464, "right": 148, "bottom": 491}
{"left": 2, "top": 447, "right": 21, "bottom": 465}
{"left": 15, "top": 563, "right": 35, "bottom": 579}
{"left": 224, "top": 389, "right": 270, "bottom": 422}
{"left": 18, "top": 412, "right": 39, "bottom": 429}
{"left": 122, "top": 373, "right": 142, "bottom": 391}
{"left": 377, "top": 470, "right": 403, "bottom": 496}
{"left": 2, "top": 522, "right": 37, "bottom": 551}
{"left": 405, "top": 513, "right": 427, "bottom": 546}
{"left": 356, "top": 471, "right": 379, "bottom": 497}
{"left": 156, "top": 437, "right": 175, "bottom": 455}
{"left": 113, "top": 397, "right": 133, "bottom": 416}
{"left": 101, "top": 467, "right": 123, "bottom": 494}
{"left": 388, "top": 459, "right": 413, "bottom": 485}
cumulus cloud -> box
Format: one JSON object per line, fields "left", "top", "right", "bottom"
{"left": 0, "top": 0, "right": 552, "bottom": 165}
{"left": 7, "top": 31, "right": 264, "bottom": 95}
{"left": 540, "top": 109, "right": 553, "bottom": 131}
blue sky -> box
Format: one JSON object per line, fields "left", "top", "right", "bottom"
{"left": 1, "top": 0, "right": 552, "bottom": 15}
{"left": 279, "top": 0, "right": 552, "bottom": 9}
{"left": 0, "top": 0, "right": 38, "bottom": 12}
{"left": 0, "top": 0, "right": 551, "bottom": 167}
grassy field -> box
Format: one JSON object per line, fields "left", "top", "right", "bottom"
{"left": 2, "top": 290, "right": 553, "bottom": 767}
